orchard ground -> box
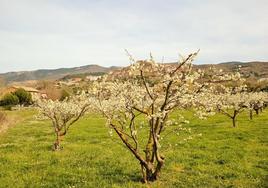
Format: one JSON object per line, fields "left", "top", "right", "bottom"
{"left": 0, "top": 108, "right": 267, "bottom": 188}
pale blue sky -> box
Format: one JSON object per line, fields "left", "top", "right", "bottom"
{"left": 0, "top": 0, "right": 267, "bottom": 73}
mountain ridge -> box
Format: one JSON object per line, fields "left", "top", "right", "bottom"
{"left": 0, "top": 64, "right": 119, "bottom": 83}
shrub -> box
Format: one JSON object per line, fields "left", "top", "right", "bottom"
{"left": 13, "top": 88, "right": 32, "bottom": 105}
{"left": 0, "top": 93, "right": 19, "bottom": 106}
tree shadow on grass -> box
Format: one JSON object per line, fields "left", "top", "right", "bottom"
{"left": 96, "top": 161, "right": 141, "bottom": 184}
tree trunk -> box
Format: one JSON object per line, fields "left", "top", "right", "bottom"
{"left": 153, "top": 159, "right": 164, "bottom": 180}
{"left": 53, "top": 132, "right": 61, "bottom": 150}
{"left": 145, "top": 164, "right": 155, "bottom": 181}
{"left": 232, "top": 117, "right": 236, "bottom": 127}
{"left": 145, "top": 131, "right": 154, "bottom": 163}
{"left": 111, "top": 122, "right": 165, "bottom": 183}
{"left": 249, "top": 110, "right": 253, "bottom": 120}
{"left": 141, "top": 136, "right": 165, "bottom": 183}
{"left": 140, "top": 163, "right": 147, "bottom": 183}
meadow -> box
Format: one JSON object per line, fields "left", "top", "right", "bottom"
{"left": 0, "top": 109, "right": 267, "bottom": 188}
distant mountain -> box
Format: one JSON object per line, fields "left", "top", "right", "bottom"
{"left": 0, "top": 61, "right": 267, "bottom": 84}
{"left": 0, "top": 64, "right": 119, "bottom": 84}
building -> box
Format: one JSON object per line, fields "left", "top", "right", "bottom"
{"left": 0, "top": 86, "right": 47, "bottom": 100}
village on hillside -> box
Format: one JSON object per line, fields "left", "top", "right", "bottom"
{"left": 0, "top": 73, "right": 103, "bottom": 103}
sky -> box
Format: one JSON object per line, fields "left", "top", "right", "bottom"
{"left": 0, "top": 0, "right": 268, "bottom": 73}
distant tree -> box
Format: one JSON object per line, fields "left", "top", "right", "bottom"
{"left": 248, "top": 92, "right": 268, "bottom": 118}
{"left": 216, "top": 93, "right": 249, "bottom": 127}
{"left": 0, "top": 93, "right": 19, "bottom": 107}
{"left": 13, "top": 88, "right": 32, "bottom": 106}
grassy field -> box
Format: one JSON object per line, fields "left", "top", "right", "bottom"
{"left": 0, "top": 109, "right": 267, "bottom": 188}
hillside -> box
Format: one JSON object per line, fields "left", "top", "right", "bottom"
{"left": 0, "top": 65, "right": 118, "bottom": 84}
{"left": 196, "top": 61, "right": 268, "bottom": 78}
{"left": 0, "top": 61, "right": 267, "bottom": 84}
{"left": 108, "top": 61, "right": 268, "bottom": 80}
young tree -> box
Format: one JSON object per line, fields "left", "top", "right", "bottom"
{"left": 216, "top": 92, "right": 249, "bottom": 127}
{"left": 91, "top": 51, "right": 212, "bottom": 182}
{"left": 248, "top": 92, "right": 268, "bottom": 119}
{"left": 36, "top": 92, "right": 91, "bottom": 150}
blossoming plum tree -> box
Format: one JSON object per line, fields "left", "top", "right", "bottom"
{"left": 216, "top": 92, "right": 250, "bottom": 127}
{"left": 90, "top": 51, "right": 217, "bottom": 182}
{"left": 248, "top": 92, "right": 268, "bottom": 119}
{"left": 36, "top": 93, "right": 91, "bottom": 150}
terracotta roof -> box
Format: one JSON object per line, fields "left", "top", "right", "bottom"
{"left": 11, "top": 86, "right": 39, "bottom": 93}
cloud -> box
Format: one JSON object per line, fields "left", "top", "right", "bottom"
{"left": 0, "top": 0, "right": 267, "bottom": 73}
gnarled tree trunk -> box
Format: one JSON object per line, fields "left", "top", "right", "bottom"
{"left": 53, "top": 126, "right": 66, "bottom": 151}
{"left": 140, "top": 131, "right": 165, "bottom": 182}
{"left": 140, "top": 159, "right": 164, "bottom": 183}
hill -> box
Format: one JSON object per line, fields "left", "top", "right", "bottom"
{"left": 0, "top": 65, "right": 118, "bottom": 84}
{"left": 196, "top": 61, "right": 268, "bottom": 78}
{"left": 0, "top": 61, "right": 267, "bottom": 84}
{"left": 108, "top": 61, "right": 268, "bottom": 80}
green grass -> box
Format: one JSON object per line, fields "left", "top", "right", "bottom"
{"left": 0, "top": 109, "right": 267, "bottom": 188}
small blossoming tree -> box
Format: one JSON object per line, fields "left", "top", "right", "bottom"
{"left": 248, "top": 92, "right": 268, "bottom": 119}
{"left": 36, "top": 93, "right": 91, "bottom": 150}
{"left": 215, "top": 92, "right": 250, "bottom": 127}
{"left": 90, "top": 51, "right": 216, "bottom": 182}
